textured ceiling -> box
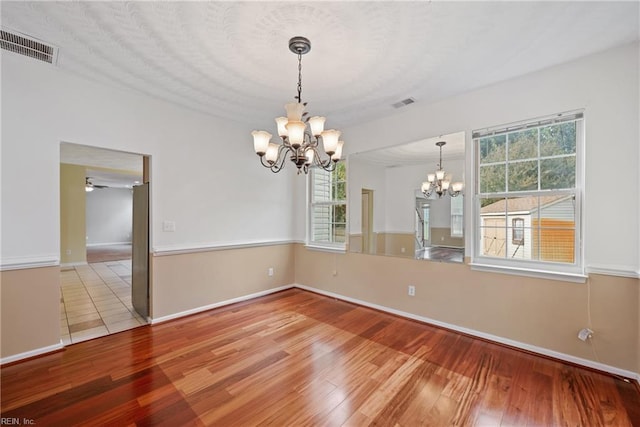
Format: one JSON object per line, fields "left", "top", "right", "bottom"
{"left": 353, "top": 131, "right": 465, "bottom": 168}
{"left": 2, "top": 1, "right": 638, "bottom": 132}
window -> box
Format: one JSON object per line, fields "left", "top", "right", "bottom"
{"left": 451, "top": 196, "right": 464, "bottom": 238}
{"left": 473, "top": 111, "right": 584, "bottom": 279}
{"left": 512, "top": 218, "right": 524, "bottom": 245}
{"left": 309, "top": 162, "right": 346, "bottom": 249}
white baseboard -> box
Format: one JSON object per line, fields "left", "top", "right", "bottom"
{"left": 294, "top": 284, "right": 640, "bottom": 382}
{"left": 60, "top": 261, "right": 88, "bottom": 268}
{"left": 150, "top": 285, "right": 295, "bottom": 324}
{"left": 86, "top": 242, "right": 132, "bottom": 247}
{"left": 0, "top": 341, "right": 64, "bottom": 365}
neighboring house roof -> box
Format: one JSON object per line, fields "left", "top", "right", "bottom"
{"left": 480, "top": 195, "right": 570, "bottom": 214}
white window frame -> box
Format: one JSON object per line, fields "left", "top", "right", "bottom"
{"left": 307, "top": 163, "right": 347, "bottom": 252}
{"left": 470, "top": 111, "right": 586, "bottom": 282}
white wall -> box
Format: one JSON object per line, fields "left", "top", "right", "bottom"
{"left": 300, "top": 42, "right": 639, "bottom": 275}
{"left": 86, "top": 188, "right": 133, "bottom": 246}
{"left": 385, "top": 158, "right": 464, "bottom": 233}
{"left": 347, "top": 156, "right": 387, "bottom": 234}
{"left": 1, "top": 50, "right": 297, "bottom": 267}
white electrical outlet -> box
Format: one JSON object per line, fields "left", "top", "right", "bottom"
{"left": 578, "top": 328, "right": 593, "bottom": 341}
{"left": 162, "top": 220, "right": 176, "bottom": 232}
{"left": 268, "top": 267, "right": 274, "bottom": 277}
{"left": 408, "top": 285, "right": 415, "bottom": 296}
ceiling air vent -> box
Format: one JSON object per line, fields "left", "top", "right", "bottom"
{"left": 392, "top": 97, "right": 415, "bottom": 109}
{"left": 1, "top": 29, "right": 58, "bottom": 64}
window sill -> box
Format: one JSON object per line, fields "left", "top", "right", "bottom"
{"left": 470, "top": 262, "right": 587, "bottom": 283}
{"left": 305, "top": 243, "right": 347, "bottom": 254}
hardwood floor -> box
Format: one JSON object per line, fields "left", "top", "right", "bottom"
{"left": 86, "top": 243, "right": 132, "bottom": 263}
{"left": 2, "top": 289, "right": 638, "bottom": 426}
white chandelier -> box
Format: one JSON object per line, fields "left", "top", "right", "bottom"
{"left": 421, "top": 141, "right": 463, "bottom": 198}
{"left": 251, "top": 36, "right": 344, "bottom": 174}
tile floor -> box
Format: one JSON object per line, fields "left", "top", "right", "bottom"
{"left": 60, "top": 260, "right": 147, "bottom": 345}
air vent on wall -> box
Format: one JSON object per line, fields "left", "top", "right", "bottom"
{"left": 392, "top": 97, "right": 415, "bottom": 109}
{"left": 1, "top": 29, "right": 58, "bottom": 64}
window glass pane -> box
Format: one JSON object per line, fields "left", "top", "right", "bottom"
{"left": 312, "top": 205, "right": 331, "bottom": 242}
{"left": 508, "top": 160, "right": 538, "bottom": 191}
{"left": 512, "top": 218, "right": 524, "bottom": 244}
{"left": 333, "top": 204, "right": 346, "bottom": 224}
{"left": 312, "top": 169, "right": 331, "bottom": 202}
{"left": 479, "top": 164, "right": 506, "bottom": 193}
{"left": 508, "top": 129, "right": 537, "bottom": 160}
{"left": 450, "top": 196, "right": 464, "bottom": 237}
{"left": 540, "top": 122, "right": 576, "bottom": 156}
{"left": 332, "top": 181, "right": 346, "bottom": 201}
{"left": 507, "top": 227, "right": 540, "bottom": 261}
{"left": 540, "top": 157, "right": 575, "bottom": 190}
{"left": 480, "top": 197, "right": 505, "bottom": 213}
{"left": 479, "top": 135, "right": 506, "bottom": 164}
{"left": 479, "top": 196, "right": 507, "bottom": 258}
{"left": 539, "top": 228, "right": 575, "bottom": 263}
{"left": 479, "top": 226, "right": 506, "bottom": 258}
{"left": 332, "top": 223, "right": 346, "bottom": 243}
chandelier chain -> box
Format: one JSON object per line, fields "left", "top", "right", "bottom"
{"left": 296, "top": 52, "right": 303, "bottom": 103}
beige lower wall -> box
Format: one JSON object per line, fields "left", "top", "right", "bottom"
{"left": 294, "top": 244, "right": 639, "bottom": 374}
{"left": 430, "top": 228, "right": 464, "bottom": 248}
{"left": 0, "top": 266, "right": 61, "bottom": 358}
{"left": 2, "top": 242, "right": 637, "bottom": 377}
{"left": 151, "top": 243, "right": 295, "bottom": 319}
{"left": 351, "top": 232, "right": 464, "bottom": 258}
{"left": 380, "top": 233, "right": 414, "bottom": 258}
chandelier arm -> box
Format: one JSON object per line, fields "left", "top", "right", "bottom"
{"left": 274, "top": 145, "right": 291, "bottom": 171}
{"left": 260, "top": 155, "right": 275, "bottom": 169}
{"left": 317, "top": 156, "right": 337, "bottom": 172}
{"left": 259, "top": 145, "right": 289, "bottom": 171}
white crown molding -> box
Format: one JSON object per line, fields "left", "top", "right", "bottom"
{"left": 0, "top": 255, "right": 60, "bottom": 271}
{"left": 152, "top": 240, "right": 297, "bottom": 257}
{"left": 295, "top": 284, "right": 640, "bottom": 382}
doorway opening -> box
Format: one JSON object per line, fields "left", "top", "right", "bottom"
{"left": 59, "top": 142, "right": 150, "bottom": 345}
{"left": 361, "top": 189, "right": 374, "bottom": 254}
{"left": 415, "top": 198, "right": 431, "bottom": 252}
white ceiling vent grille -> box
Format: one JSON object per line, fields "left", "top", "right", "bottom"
{"left": 392, "top": 97, "right": 415, "bottom": 109}
{"left": 1, "top": 29, "right": 58, "bottom": 64}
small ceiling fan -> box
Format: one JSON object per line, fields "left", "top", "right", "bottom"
{"left": 85, "top": 177, "right": 108, "bottom": 192}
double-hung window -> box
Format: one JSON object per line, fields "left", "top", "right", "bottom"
{"left": 473, "top": 111, "right": 584, "bottom": 280}
{"left": 309, "top": 162, "right": 347, "bottom": 250}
